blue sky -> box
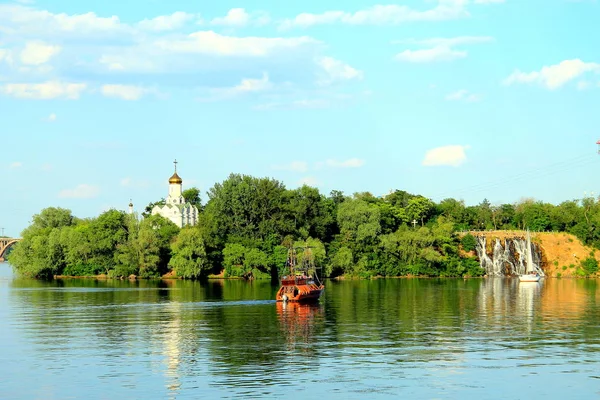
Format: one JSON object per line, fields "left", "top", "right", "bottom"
{"left": 1, "top": 0, "right": 600, "bottom": 236}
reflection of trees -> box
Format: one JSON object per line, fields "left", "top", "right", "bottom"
{"left": 325, "top": 279, "right": 478, "bottom": 363}
{"left": 7, "top": 276, "right": 600, "bottom": 396}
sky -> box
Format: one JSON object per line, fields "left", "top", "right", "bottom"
{"left": 1, "top": 0, "right": 600, "bottom": 237}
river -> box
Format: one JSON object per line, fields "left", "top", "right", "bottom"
{"left": 0, "top": 264, "right": 598, "bottom": 399}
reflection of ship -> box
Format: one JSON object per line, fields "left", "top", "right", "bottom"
{"left": 276, "top": 301, "right": 323, "bottom": 348}
{"left": 276, "top": 246, "right": 324, "bottom": 303}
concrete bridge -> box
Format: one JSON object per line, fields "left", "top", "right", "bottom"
{"left": 0, "top": 238, "right": 20, "bottom": 262}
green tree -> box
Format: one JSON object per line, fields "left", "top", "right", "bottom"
{"left": 142, "top": 199, "right": 166, "bottom": 218}
{"left": 406, "top": 196, "right": 434, "bottom": 226}
{"left": 328, "top": 247, "right": 354, "bottom": 277}
{"left": 285, "top": 185, "right": 332, "bottom": 240}
{"left": 203, "top": 173, "right": 292, "bottom": 245}
{"left": 222, "top": 243, "right": 247, "bottom": 277}
{"left": 337, "top": 198, "right": 381, "bottom": 244}
{"left": 461, "top": 233, "right": 477, "bottom": 252}
{"left": 182, "top": 187, "right": 202, "bottom": 208}
{"left": 169, "top": 227, "right": 208, "bottom": 279}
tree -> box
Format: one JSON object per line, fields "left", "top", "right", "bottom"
{"left": 9, "top": 207, "right": 77, "bottom": 278}
{"left": 328, "top": 247, "right": 353, "bottom": 277}
{"left": 406, "top": 196, "right": 434, "bottom": 226}
{"left": 87, "top": 209, "right": 129, "bottom": 272}
{"left": 285, "top": 185, "right": 332, "bottom": 240}
{"left": 437, "top": 198, "right": 466, "bottom": 223}
{"left": 31, "top": 207, "right": 75, "bottom": 231}
{"left": 142, "top": 199, "right": 165, "bottom": 218}
{"left": 337, "top": 198, "right": 381, "bottom": 244}
{"left": 169, "top": 227, "right": 208, "bottom": 278}
{"left": 203, "top": 173, "right": 293, "bottom": 244}
{"left": 115, "top": 215, "right": 179, "bottom": 278}
{"left": 182, "top": 187, "right": 202, "bottom": 208}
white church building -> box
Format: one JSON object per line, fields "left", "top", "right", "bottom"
{"left": 151, "top": 160, "right": 199, "bottom": 228}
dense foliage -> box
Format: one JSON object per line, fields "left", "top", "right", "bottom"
{"left": 9, "top": 173, "right": 600, "bottom": 279}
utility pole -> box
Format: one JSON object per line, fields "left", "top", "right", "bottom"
{"left": 1, "top": 227, "right": 4, "bottom": 237}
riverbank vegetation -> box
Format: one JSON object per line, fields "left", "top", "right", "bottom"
{"left": 9, "top": 173, "right": 600, "bottom": 279}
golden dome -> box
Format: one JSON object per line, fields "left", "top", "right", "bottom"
{"left": 169, "top": 172, "right": 182, "bottom": 184}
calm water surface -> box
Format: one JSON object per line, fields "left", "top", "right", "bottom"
{"left": 1, "top": 264, "right": 599, "bottom": 399}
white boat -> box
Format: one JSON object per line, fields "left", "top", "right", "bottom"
{"left": 519, "top": 273, "right": 540, "bottom": 282}
{"left": 519, "top": 230, "right": 543, "bottom": 282}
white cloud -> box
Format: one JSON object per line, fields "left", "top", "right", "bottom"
{"left": 324, "top": 158, "right": 365, "bottom": 168}
{"left": 298, "top": 177, "right": 320, "bottom": 187}
{"left": 0, "top": 81, "right": 86, "bottom": 99}
{"left": 474, "top": 0, "right": 505, "bottom": 3}
{"left": 254, "top": 99, "right": 332, "bottom": 110}
{"left": 41, "top": 163, "right": 53, "bottom": 171}
{"left": 398, "top": 36, "right": 493, "bottom": 47}
{"left": 396, "top": 46, "right": 466, "bottom": 63}
{"left": 211, "top": 8, "right": 250, "bottom": 26}
{"left": 0, "top": 49, "right": 13, "bottom": 64}
{"left": 445, "top": 89, "right": 481, "bottom": 102}
{"left": 272, "top": 161, "right": 309, "bottom": 172}
{"left": 58, "top": 184, "right": 100, "bottom": 199}
{"left": 317, "top": 57, "right": 363, "bottom": 85}
{"left": 101, "top": 84, "right": 151, "bottom": 100}
{"left": 209, "top": 8, "right": 271, "bottom": 27}
{"left": 155, "top": 31, "right": 316, "bottom": 56}
{"left": 279, "top": 2, "right": 469, "bottom": 29}
{"left": 0, "top": 5, "right": 129, "bottom": 37}
{"left": 422, "top": 145, "right": 469, "bottom": 167}
{"left": 20, "top": 41, "right": 61, "bottom": 65}
{"left": 394, "top": 36, "right": 491, "bottom": 63}
{"left": 138, "top": 12, "right": 196, "bottom": 31}
{"left": 47, "top": 112, "right": 57, "bottom": 121}
{"left": 577, "top": 81, "right": 592, "bottom": 90}
{"left": 206, "top": 73, "right": 272, "bottom": 100}
{"left": 504, "top": 59, "right": 600, "bottom": 89}
{"left": 9, "top": 162, "right": 22, "bottom": 169}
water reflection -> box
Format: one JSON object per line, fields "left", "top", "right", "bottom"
{"left": 1, "top": 266, "right": 599, "bottom": 399}
{"left": 276, "top": 302, "right": 324, "bottom": 351}
{"left": 161, "top": 302, "right": 183, "bottom": 397}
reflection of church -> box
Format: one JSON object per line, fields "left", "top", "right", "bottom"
{"left": 151, "top": 160, "right": 199, "bottom": 228}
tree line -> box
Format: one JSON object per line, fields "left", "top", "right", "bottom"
{"left": 9, "top": 173, "right": 600, "bottom": 279}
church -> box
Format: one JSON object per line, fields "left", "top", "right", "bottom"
{"left": 151, "top": 160, "right": 199, "bottom": 228}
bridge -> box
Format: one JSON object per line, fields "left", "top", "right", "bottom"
{"left": 0, "top": 238, "right": 20, "bottom": 262}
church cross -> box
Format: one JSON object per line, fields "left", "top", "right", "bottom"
{"left": 173, "top": 159, "right": 178, "bottom": 172}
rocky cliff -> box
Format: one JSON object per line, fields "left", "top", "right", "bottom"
{"left": 463, "top": 231, "right": 599, "bottom": 278}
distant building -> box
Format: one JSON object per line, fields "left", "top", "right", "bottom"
{"left": 151, "top": 160, "right": 199, "bottom": 228}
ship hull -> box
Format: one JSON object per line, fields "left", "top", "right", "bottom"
{"left": 276, "top": 284, "right": 324, "bottom": 303}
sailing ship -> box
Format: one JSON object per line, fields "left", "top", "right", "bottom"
{"left": 519, "top": 230, "right": 542, "bottom": 282}
{"left": 275, "top": 246, "right": 324, "bottom": 303}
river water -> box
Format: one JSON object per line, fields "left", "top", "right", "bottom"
{"left": 0, "top": 264, "right": 599, "bottom": 399}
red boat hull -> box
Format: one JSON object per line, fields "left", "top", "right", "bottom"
{"left": 276, "top": 281, "right": 324, "bottom": 303}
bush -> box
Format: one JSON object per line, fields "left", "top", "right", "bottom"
{"left": 110, "top": 264, "right": 138, "bottom": 278}
{"left": 62, "top": 264, "right": 104, "bottom": 276}
{"left": 461, "top": 234, "right": 477, "bottom": 252}
{"left": 580, "top": 257, "right": 598, "bottom": 276}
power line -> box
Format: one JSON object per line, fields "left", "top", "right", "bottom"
{"left": 433, "top": 152, "right": 597, "bottom": 201}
